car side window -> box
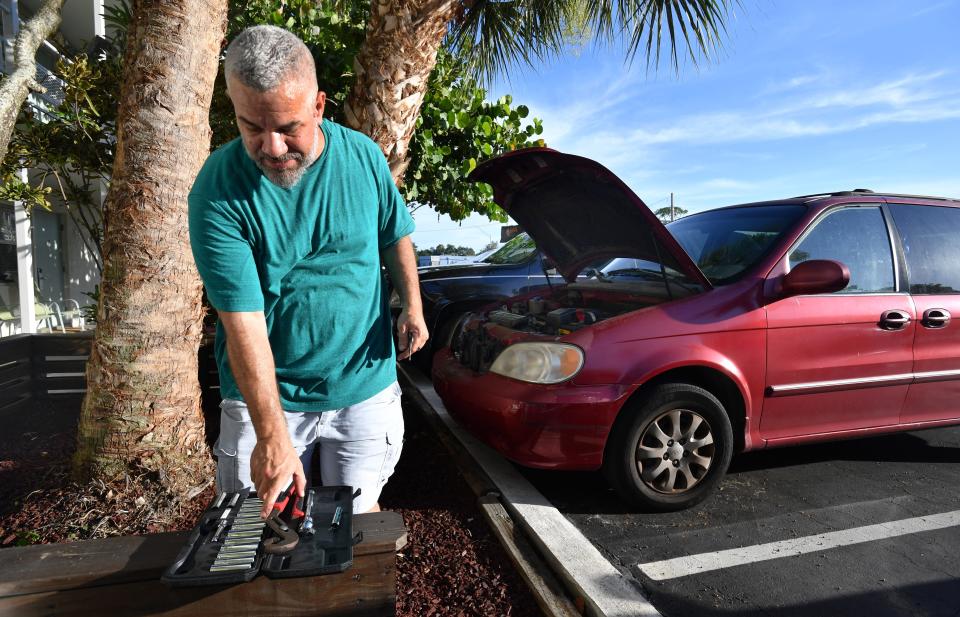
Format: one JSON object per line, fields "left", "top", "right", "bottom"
{"left": 888, "top": 204, "right": 960, "bottom": 295}
{"left": 788, "top": 206, "right": 895, "bottom": 293}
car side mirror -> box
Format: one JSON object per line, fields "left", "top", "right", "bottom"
{"left": 778, "top": 259, "right": 850, "bottom": 299}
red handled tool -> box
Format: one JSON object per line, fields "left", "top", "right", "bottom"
{"left": 262, "top": 483, "right": 302, "bottom": 554}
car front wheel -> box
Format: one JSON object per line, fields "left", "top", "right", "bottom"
{"left": 603, "top": 383, "right": 733, "bottom": 511}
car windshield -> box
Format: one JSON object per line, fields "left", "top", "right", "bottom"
{"left": 668, "top": 204, "right": 807, "bottom": 285}
{"left": 482, "top": 232, "right": 537, "bottom": 265}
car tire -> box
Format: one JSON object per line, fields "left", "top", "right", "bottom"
{"left": 412, "top": 312, "right": 466, "bottom": 375}
{"left": 603, "top": 383, "right": 733, "bottom": 512}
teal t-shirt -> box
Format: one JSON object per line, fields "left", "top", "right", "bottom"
{"left": 188, "top": 120, "right": 414, "bottom": 411}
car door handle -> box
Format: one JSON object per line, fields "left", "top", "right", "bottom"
{"left": 879, "top": 309, "right": 911, "bottom": 330}
{"left": 922, "top": 308, "right": 951, "bottom": 329}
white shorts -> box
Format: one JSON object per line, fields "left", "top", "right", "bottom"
{"left": 214, "top": 381, "right": 404, "bottom": 513}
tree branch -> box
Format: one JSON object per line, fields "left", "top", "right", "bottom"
{"left": 0, "top": 0, "right": 66, "bottom": 162}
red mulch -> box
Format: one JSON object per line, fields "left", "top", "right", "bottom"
{"left": 0, "top": 397, "right": 542, "bottom": 617}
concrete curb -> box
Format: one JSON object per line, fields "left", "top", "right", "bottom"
{"left": 397, "top": 364, "right": 663, "bottom": 617}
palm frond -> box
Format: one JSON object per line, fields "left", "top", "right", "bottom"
{"left": 448, "top": 0, "right": 568, "bottom": 85}
{"left": 622, "top": 0, "right": 737, "bottom": 72}
{"left": 450, "top": 0, "right": 735, "bottom": 81}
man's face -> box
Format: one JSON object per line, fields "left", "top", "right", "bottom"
{"left": 228, "top": 76, "right": 326, "bottom": 188}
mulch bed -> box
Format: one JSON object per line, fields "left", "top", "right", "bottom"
{"left": 0, "top": 395, "right": 542, "bottom": 616}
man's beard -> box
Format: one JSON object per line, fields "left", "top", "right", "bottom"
{"left": 252, "top": 126, "right": 320, "bottom": 189}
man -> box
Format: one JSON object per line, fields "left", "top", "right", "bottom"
{"left": 189, "top": 25, "right": 427, "bottom": 518}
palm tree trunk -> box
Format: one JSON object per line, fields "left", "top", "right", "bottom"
{"left": 73, "top": 0, "right": 228, "bottom": 494}
{"left": 345, "top": 0, "right": 460, "bottom": 184}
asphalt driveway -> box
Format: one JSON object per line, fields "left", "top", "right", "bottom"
{"left": 520, "top": 425, "right": 960, "bottom": 617}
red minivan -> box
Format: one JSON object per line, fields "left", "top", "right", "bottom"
{"left": 432, "top": 148, "right": 960, "bottom": 511}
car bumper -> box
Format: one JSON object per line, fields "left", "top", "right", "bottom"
{"left": 431, "top": 348, "right": 633, "bottom": 470}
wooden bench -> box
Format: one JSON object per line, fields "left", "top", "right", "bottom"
{"left": 0, "top": 511, "right": 407, "bottom": 617}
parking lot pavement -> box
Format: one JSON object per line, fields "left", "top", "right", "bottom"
{"left": 520, "top": 426, "right": 960, "bottom": 617}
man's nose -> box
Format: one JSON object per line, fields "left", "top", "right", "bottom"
{"left": 261, "top": 132, "right": 287, "bottom": 158}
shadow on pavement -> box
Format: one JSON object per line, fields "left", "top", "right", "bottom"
{"left": 648, "top": 577, "right": 960, "bottom": 617}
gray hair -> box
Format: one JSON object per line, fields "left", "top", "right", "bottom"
{"left": 224, "top": 25, "right": 316, "bottom": 92}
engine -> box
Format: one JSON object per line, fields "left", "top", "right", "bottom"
{"left": 452, "top": 284, "right": 662, "bottom": 372}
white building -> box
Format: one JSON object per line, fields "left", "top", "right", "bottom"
{"left": 0, "top": 0, "right": 116, "bottom": 335}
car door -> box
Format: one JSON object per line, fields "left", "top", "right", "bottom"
{"left": 887, "top": 202, "right": 960, "bottom": 424}
{"left": 761, "top": 204, "right": 914, "bottom": 442}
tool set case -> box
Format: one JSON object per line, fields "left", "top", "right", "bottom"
{"left": 162, "top": 485, "right": 359, "bottom": 587}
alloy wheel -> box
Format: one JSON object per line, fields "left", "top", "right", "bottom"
{"left": 635, "top": 408, "right": 715, "bottom": 494}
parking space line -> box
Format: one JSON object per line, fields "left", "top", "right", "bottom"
{"left": 638, "top": 509, "right": 960, "bottom": 581}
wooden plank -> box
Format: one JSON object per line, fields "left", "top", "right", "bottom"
{"left": 0, "top": 334, "right": 31, "bottom": 366}
{"left": 479, "top": 496, "right": 581, "bottom": 617}
{"left": 32, "top": 333, "right": 93, "bottom": 357}
{"left": 0, "top": 511, "right": 406, "bottom": 598}
{"left": 0, "top": 551, "right": 398, "bottom": 617}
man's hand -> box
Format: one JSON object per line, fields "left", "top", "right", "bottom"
{"left": 382, "top": 237, "right": 427, "bottom": 361}
{"left": 250, "top": 435, "right": 307, "bottom": 518}
{"left": 396, "top": 307, "right": 428, "bottom": 361}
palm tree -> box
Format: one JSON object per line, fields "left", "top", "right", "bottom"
{"left": 72, "top": 0, "right": 228, "bottom": 494}
{"left": 346, "top": 0, "right": 734, "bottom": 183}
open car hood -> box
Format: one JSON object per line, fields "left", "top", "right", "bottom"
{"left": 468, "top": 148, "right": 711, "bottom": 286}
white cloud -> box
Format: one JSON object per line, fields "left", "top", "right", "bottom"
{"left": 911, "top": 1, "right": 956, "bottom": 17}
{"left": 542, "top": 70, "right": 960, "bottom": 161}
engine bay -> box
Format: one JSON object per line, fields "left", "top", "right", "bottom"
{"left": 482, "top": 283, "right": 663, "bottom": 336}
{"left": 453, "top": 283, "right": 669, "bottom": 372}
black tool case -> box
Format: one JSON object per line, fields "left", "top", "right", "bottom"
{"left": 162, "top": 485, "right": 357, "bottom": 587}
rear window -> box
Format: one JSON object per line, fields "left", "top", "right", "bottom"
{"left": 483, "top": 232, "right": 537, "bottom": 265}
{"left": 889, "top": 204, "right": 960, "bottom": 294}
{"left": 669, "top": 205, "right": 807, "bottom": 285}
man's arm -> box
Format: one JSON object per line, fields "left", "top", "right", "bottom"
{"left": 218, "top": 311, "right": 306, "bottom": 517}
{"left": 381, "top": 236, "right": 428, "bottom": 360}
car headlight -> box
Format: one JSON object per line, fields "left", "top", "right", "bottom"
{"left": 489, "top": 342, "right": 584, "bottom": 384}
{"left": 388, "top": 289, "right": 401, "bottom": 309}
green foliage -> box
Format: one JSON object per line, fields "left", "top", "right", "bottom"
{"left": 654, "top": 206, "right": 689, "bottom": 222}
{"left": 0, "top": 48, "right": 120, "bottom": 270}
{"left": 406, "top": 51, "right": 545, "bottom": 222}
{"left": 0, "top": 0, "right": 548, "bottom": 264}
{"left": 417, "top": 243, "right": 477, "bottom": 257}
{"left": 449, "top": 0, "right": 735, "bottom": 84}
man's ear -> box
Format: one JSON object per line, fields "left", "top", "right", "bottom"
{"left": 315, "top": 90, "right": 326, "bottom": 120}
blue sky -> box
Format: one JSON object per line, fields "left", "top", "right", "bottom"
{"left": 411, "top": 0, "right": 960, "bottom": 252}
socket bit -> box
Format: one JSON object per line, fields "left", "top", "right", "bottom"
{"left": 225, "top": 529, "right": 264, "bottom": 537}
{"left": 218, "top": 546, "right": 258, "bottom": 555}
{"left": 210, "top": 561, "right": 253, "bottom": 568}
{"left": 222, "top": 537, "right": 262, "bottom": 545}
{"left": 214, "top": 554, "right": 256, "bottom": 563}
{"left": 210, "top": 563, "right": 252, "bottom": 572}
{"left": 214, "top": 551, "right": 256, "bottom": 560}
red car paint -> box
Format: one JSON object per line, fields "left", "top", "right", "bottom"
{"left": 432, "top": 148, "right": 960, "bottom": 473}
